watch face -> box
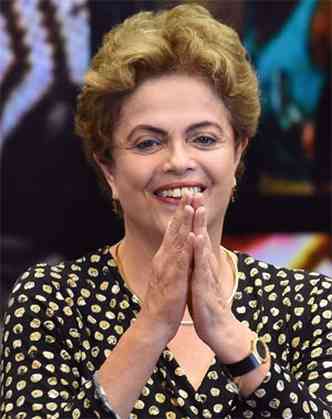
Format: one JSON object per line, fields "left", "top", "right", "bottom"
{"left": 256, "top": 339, "right": 267, "bottom": 360}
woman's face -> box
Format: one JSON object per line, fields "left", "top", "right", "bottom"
{"left": 98, "top": 74, "right": 247, "bottom": 241}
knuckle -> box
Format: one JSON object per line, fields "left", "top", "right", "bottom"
{"left": 168, "top": 214, "right": 180, "bottom": 233}
{"left": 173, "top": 239, "right": 185, "bottom": 251}
{"left": 167, "top": 223, "right": 176, "bottom": 237}
{"left": 175, "top": 250, "right": 189, "bottom": 271}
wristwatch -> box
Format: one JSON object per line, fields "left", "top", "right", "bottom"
{"left": 224, "top": 335, "right": 269, "bottom": 378}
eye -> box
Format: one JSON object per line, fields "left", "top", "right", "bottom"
{"left": 192, "top": 135, "right": 217, "bottom": 147}
{"left": 134, "top": 138, "right": 162, "bottom": 153}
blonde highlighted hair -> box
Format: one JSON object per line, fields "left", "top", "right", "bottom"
{"left": 75, "top": 3, "right": 261, "bottom": 205}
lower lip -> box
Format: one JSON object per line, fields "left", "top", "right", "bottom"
{"left": 153, "top": 195, "right": 182, "bottom": 206}
{"left": 153, "top": 191, "right": 206, "bottom": 206}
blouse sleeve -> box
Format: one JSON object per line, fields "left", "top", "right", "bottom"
{"left": 0, "top": 265, "right": 119, "bottom": 419}
{"left": 235, "top": 272, "right": 332, "bottom": 418}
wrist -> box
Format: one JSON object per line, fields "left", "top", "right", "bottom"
{"left": 218, "top": 329, "right": 271, "bottom": 398}
{"left": 212, "top": 317, "right": 255, "bottom": 364}
{"left": 234, "top": 354, "right": 271, "bottom": 397}
{"left": 134, "top": 313, "right": 174, "bottom": 348}
{"left": 223, "top": 334, "right": 269, "bottom": 377}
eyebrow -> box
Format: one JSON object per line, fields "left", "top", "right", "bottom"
{"left": 127, "top": 121, "right": 225, "bottom": 141}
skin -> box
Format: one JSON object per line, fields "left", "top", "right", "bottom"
{"left": 95, "top": 74, "right": 270, "bottom": 418}
{"left": 99, "top": 74, "right": 243, "bottom": 251}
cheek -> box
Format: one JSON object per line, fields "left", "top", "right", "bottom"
{"left": 115, "top": 163, "right": 151, "bottom": 197}
{"left": 205, "top": 155, "right": 237, "bottom": 184}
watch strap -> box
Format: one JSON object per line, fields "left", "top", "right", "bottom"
{"left": 223, "top": 336, "right": 268, "bottom": 378}
{"left": 224, "top": 353, "right": 262, "bottom": 377}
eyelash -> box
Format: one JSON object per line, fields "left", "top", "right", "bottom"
{"left": 134, "top": 139, "right": 161, "bottom": 152}
{"left": 133, "top": 136, "right": 218, "bottom": 153}
{"left": 193, "top": 136, "right": 217, "bottom": 146}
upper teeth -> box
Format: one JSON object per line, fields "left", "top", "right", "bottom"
{"left": 157, "top": 186, "right": 203, "bottom": 198}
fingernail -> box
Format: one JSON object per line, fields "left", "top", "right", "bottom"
{"left": 183, "top": 191, "right": 191, "bottom": 204}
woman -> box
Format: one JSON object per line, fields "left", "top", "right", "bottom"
{"left": 1, "top": 4, "right": 331, "bottom": 419}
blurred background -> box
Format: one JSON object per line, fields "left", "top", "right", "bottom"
{"left": 1, "top": 0, "right": 331, "bottom": 339}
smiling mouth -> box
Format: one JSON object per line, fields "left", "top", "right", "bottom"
{"left": 154, "top": 185, "right": 205, "bottom": 199}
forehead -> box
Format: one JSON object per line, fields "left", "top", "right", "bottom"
{"left": 116, "top": 74, "right": 232, "bottom": 134}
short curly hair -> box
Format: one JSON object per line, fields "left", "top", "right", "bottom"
{"left": 75, "top": 3, "right": 261, "bottom": 209}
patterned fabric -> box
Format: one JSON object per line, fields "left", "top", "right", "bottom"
{"left": 0, "top": 244, "right": 331, "bottom": 418}
{"left": 94, "top": 370, "right": 121, "bottom": 418}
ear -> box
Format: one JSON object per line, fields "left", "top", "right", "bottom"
{"left": 234, "top": 137, "right": 249, "bottom": 166}
{"left": 93, "top": 153, "right": 119, "bottom": 200}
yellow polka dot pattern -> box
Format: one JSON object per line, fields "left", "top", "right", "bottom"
{"left": 0, "top": 246, "right": 332, "bottom": 418}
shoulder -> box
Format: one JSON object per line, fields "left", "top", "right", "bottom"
{"left": 235, "top": 251, "right": 332, "bottom": 300}
{"left": 5, "top": 244, "right": 120, "bottom": 315}
{"left": 234, "top": 252, "right": 332, "bottom": 342}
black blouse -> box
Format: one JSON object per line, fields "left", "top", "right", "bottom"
{"left": 1, "top": 244, "right": 331, "bottom": 418}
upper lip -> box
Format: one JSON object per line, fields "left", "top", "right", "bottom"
{"left": 153, "top": 182, "right": 207, "bottom": 194}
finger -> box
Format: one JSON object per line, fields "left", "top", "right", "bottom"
{"left": 162, "top": 194, "right": 190, "bottom": 249}
{"left": 192, "top": 233, "right": 220, "bottom": 294}
{"left": 200, "top": 205, "right": 213, "bottom": 253}
{"left": 176, "top": 204, "right": 195, "bottom": 248}
{"left": 162, "top": 194, "right": 195, "bottom": 263}
{"left": 166, "top": 190, "right": 192, "bottom": 237}
{"left": 171, "top": 218, "right": 195, "bottom": 279}
{"left": 192, "top": 233, "right": 209, "bottom": 282}
{"left": 193, "top": 206, "right": 205, "bottom": 237}
{"left": 179, "top": 230, "right": 195, "bottom": 274}
{"left": 191, "top": 192, "right": 204, "bottom": 210}
{"left": 193, "top": 208, "right": 218, "bottom": 275}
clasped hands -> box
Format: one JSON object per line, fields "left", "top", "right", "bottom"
{"left": 140, "top": 192, "right": 251, "bottom": 363}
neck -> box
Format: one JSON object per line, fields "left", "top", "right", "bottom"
{"left": 122, "top": 217, "right": 163, "bottom": 258}
{"left": 117, "top": 230, "right": 158, "bottom": 301}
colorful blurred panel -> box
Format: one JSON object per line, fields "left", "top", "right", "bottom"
{"left": 224, "top": 233, "right": 332, "bottom": 276}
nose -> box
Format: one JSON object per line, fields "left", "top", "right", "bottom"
{"left": 162, "top": 142, "right": 196, "bottom": 174}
